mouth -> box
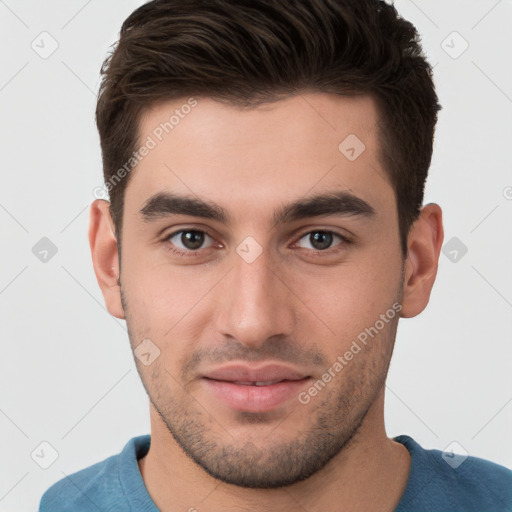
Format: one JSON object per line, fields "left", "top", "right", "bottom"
{"left": 227, "top": 380, "right": 294, "bottom": 386}
{"left": 201, "top": 364, "right": 311, "bottom": 413}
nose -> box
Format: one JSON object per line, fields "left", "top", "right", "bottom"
{"left": 214, "top": 245, "right": 296, "bottom": 350}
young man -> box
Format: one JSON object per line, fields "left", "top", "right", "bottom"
{"left": 39, "top": 0, "right": 512, "bottom": 510}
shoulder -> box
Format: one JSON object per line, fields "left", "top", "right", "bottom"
{"left": 38, "top": 435, "right": 151, "bottom": 512}
{"left": 395, "top": 435, "right": 512, "bottom": 512}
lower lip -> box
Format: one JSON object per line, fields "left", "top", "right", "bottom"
{"left": 202, "top": 378, "right": 310, "bottom": 413}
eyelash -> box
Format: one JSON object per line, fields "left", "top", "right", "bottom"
{"left": 163, "top": 228, "right": 352, "bottom": 258}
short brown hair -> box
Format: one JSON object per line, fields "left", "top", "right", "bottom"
{"left": 96, "top": 0, "right": 441, "bottom": 255}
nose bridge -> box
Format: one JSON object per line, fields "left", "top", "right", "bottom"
{"left": 214, "top": 246, "right": 295, "bottom": 348}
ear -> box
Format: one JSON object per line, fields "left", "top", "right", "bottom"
{"left": 400, "top": 203, "right": 444, "bottom": 318}
{"left": 88, "top": 199, "right": 125, "bottom": 319}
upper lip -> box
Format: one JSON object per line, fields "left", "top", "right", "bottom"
{"left": 202, "top": 364, "right": 308, "bottom": 383}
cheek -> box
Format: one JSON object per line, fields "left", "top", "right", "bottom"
{"left": 121, "top": 255, "right": 220, "bottom": 361}
{"left": 123, "top": 253, "right": 209, "bottom": 316}
{"left": 291, "top": 251, "right": 402, "bottom": 344}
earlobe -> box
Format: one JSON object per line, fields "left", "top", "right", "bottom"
{"left": 88, "top": 199, "right": 125, "bottom": 319}
{"left": 400, "top": 203, "right": 444, "bottom": 318}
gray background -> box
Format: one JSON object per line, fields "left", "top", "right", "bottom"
{"left": 1, "top": 0, "right": 511, "bottom": 510}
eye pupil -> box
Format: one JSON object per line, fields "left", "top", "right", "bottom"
{"left": 310, "top": 231, "right": 333, "bottom": 250}
{"left": 181, "top": 231, "right": 204, "bottom": 250}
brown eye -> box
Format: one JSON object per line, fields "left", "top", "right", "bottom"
{"left": 296, "top": 231, "right": 345, "bottom": 251}
{"left": 166, "top": 230, "right": 214, "bottom": 252}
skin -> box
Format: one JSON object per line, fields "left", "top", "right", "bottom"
{"left": 89, "top": 92, "right": 443, "bottom": 511}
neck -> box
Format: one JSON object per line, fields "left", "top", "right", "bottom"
{"left": 138, "top": 390, "right": 410, "bottom": 512}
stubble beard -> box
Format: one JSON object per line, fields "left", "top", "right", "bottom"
{"left": 121, "top": 286, "right": 401, "bottom": 489}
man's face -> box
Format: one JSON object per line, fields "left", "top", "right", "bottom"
{"left": 119, "top": 93, "right": 405, "bottom": 487}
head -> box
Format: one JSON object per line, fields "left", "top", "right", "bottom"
{"left": 90, "top": 0, "right": 443, "bottom": 489}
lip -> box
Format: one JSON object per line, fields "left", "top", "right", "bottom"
{"left": 203, "top": 364, "right": 308, "bottom": 383}
{"left": 201, "top": 363, "right": 311, "bottom": 413}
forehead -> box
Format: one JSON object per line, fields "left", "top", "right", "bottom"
{"left": 124, "top": 92, "right": 393, "bottom": 223}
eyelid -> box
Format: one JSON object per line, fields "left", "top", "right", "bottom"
{"left": 162, "top": 223, "right": 217, "bottom": 239}
{"left": 292, "top": 225, "right": 352, "bottom": 242}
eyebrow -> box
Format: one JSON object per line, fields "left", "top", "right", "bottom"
{"left": 140, "top": 190, "right": 376, "bottom": 226}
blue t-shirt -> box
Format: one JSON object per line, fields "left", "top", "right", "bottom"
{"left": 39, "top": 434, "right": 512, "bottom": 511}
